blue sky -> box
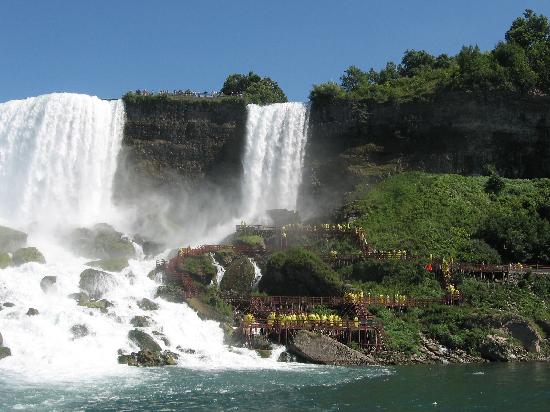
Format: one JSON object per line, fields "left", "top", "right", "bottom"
{"left": 1, "top": 0, "right": 549, "bottom": 102}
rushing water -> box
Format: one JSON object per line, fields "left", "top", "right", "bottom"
{"left": 241, "top": 103, "right": 309, "bottom": 221}
{"left": 1, "top": 363, "right": 549, "bottom": 411}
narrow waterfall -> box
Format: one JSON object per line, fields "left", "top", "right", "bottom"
{"left": 0, "top": 93, "right": 124, "bottom": 229}
{"left": 241, "top": 103, "right": 309, "bottom": 220}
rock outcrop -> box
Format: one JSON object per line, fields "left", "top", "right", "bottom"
{"left": 137, "top": 298, "right": 159, "bottom": 311}
{"left": 220, "top": 257, "right": 255, "bottom": 294}
{"left": 118, "top": 349, "right": 178, "bottom": 367}
{"left": 288, "top": 330, "right": 375, "bottom": 365}
{"left": 504, "top": 319, "right": 542, "bottom": 353}
{"left": 0, "top": 252, "right": 11, "bottom": 269}
{"left": 69, "top": 224, "right": 135, "bottom": 260}
{"left": 12, "top": 247, "right": 45, "bottom": 266}
{"left": 40, "top": 276, "right": 57, "bottom": 293}
{"left": 128, "top": 329, "right": 162, "bottom": 352}
{"left": 85, "top": 258, "right": 129, "bottom": 272}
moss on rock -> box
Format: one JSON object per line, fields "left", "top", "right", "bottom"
{"left": 69, "top": 223, "right": 135, "bottom": 260}
{"left": 128, "top": 329, "right": 161, "bottom": 352}
{"left": 0, "top": 252, "right": 11, "bottom": 269}
{"left": 220, "top": 257, "right": 255, "bottom": 294}
{"left": 86, "top": 257, "right": 129, "bottom": 272}
{"left": 12, "top": 247, "right": 45, "bottom": 266}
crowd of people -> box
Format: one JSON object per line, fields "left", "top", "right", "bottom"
{"left": 242, "top": 312, "right": 361, "bottom": 329}
{"left": 344, "top": 291, "right": 409, "bottom": 305}
{"left": 131, "top": 89, "right": 243, "bottom": 98}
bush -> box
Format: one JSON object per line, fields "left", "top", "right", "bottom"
{"left": 221, "top": 71, "right": 287, "bottom": 104}
{"left": 220, "top": 257, "right": 255, "bottom": 294}
{"left": 259, "top": 248, "right": 343, "bottom": 296}
{"left": 309, "top": 82, "right": 346, "bottom": 105}
{"left": 179, "top": 254, "right": 217, "bottom": 284}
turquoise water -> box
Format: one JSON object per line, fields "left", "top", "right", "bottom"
{"left": 1, "top": 362, "right": 549, "bottom": 411}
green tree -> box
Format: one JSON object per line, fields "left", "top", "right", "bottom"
{"left": 400, "top": 49, "right": 436, "bottom": 77}
{"left": 492, "top": 42, "right": 537, "bottom": 91}
{"left": 378, "top": 62, "right": 400, "bottom": 84}
{"left": 309, "top": 82, "right": 346, "bottom": 104}
{"left": 455, "top": 45, "right": 496, "bottom": 90}
{"left": 341, "top": 66, "right": 368, "bottom": 92}
{"left": 221, "top": 72, "right": 287, "bottom": 104}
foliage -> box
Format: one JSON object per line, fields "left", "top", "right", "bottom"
{"left": 344, "top": 172, "right": 550, "bottom": 263}
{"left": 221, "top": 71, "right": 287, "bottom": 104}
{"left": 220, "top": 257, "right": 256, "bottom": 294}
{"left": 485, "top": 172, "right": 505, "bottom": 195}
{"left": 310, "top": 10, "right": 550, "bottom": 106}
{"left": 180, "top": 254, "right": 217, "bottom": 284}
{"left": 259, "top": 247, "right": 343, "bottom": 296}
{"left": 372, "top": 307, "right": 421, "bottom": 353}
{"left": 232, "top": 234, "right": 265, "bottom": 249}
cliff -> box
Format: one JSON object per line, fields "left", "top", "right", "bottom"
{"left": 116, "top": 96, "right": 247, "bottom": 199}
{"left": 299, "top": 91, "right": 550, "bottom": 219}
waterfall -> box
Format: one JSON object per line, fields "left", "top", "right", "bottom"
{"left": 241, "top": 103, "right": 309, "bottom": 220}
{"left": 250, "top": 258, "right": 262, "bottom": 289}
{"left": 0, "top": 93, "right": 124, "bottom": 229}
{"left": 0, "top": 93, "right": 294, "bottom": 380}
{"left": 211, "top": 253, "right": 226, "bottom": 287}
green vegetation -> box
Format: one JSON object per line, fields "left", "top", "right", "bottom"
{"left": 232, "top": 234, "right": 265, "bottom": 249}
{"left": 344, "top": 172, "right": 550, "bottom": 263}
{"left": 0, "top": 252, "right": 11, "bottom": 269}
{"left": 221, "top": 71, "right": 287, "bottom": 104}
{"left": 179, "top": 254, "right": 216, "bottom": 284}
{"left": 86, "top": 257, "right": 129, "bottom": 272}
{"left": 259, "top": 247, "right": 343, "bottom": 296}
{"left": 310, "top": 10, "right": 550, "bottom": 105}
{"left": 220, "top": 257, "right": 255, "bottom": 294}
{"left": 123, "top": 91, "right": 245, "bottom": 106}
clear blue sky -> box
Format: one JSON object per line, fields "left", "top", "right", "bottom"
{"left": 1, "top": 0, "right": 549, "bottom": 102}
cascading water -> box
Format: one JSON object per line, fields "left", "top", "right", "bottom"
{"left": 0, "top": 93, "right": 290, "bottom": 381}
{"left": 241, "top": 103, "right": 309, "bottom": 220}
{"left": 0, "top": 93, "right": 124, "bottom": 228}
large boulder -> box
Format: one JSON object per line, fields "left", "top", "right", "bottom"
{"left": 220, "top": 257, "right": 255, "bottom": 294}
{"left": 70, "top": 324, "right": 89, "bottom": 339}
{"left": 177, "top": 254, "right": 216, "bottom": 285}
{"left": 69, "top": 223, "right": 135, "bottom": 260}
{"left": 504, "top": 319, "right": 542, "bottom": 353}
{"left": 0, "top": 252, "right": 12, "bottom": 269}
{"left": 86, "top": 257, "right": 129, "bottom": 272}
{"left": 26, "top": 308, "right": 39, "bottom": 316}
{"left": 12, "top": 247, "right": 45, "bottom": 266}
{"left": 40, "top": 276, "right": 57, "bottom": 293}
{"left": 259, "top": 248, "right": 343, "bottom": 296}
{"left": 0, "top": 225, "right": 27, "bottom": 253}
{"left": 118, "top": 349, "right": 178, "bottom": 367}
{"left": 128, "top": 329, "right": 162, "bottom": 352}
{"left": 79, "top": 268, "right": 117, "bottom": 299}
{"left": 288, "top": 330, "right": 375, "bottom": 365}
{"left": 130, "top": 316, "right": 152, "bottom": 328}
{"left": 155, "top": 285, "right": 185, "bottom": 303}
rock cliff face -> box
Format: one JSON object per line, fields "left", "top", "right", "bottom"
{"left": 299, "top": 91, "right": 550, "bottom": 218}
{"left": 117, "top": 97, "right": 247, "bottom": 199}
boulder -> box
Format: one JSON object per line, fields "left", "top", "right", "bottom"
{"left": 85, "top": 257, "right": 129, "bottom": 272}
{"left": 278, "top": 351, "right": 297, "bottom": 362}
{"left": 177, "top": 254, "right": 216, "bottom": 285}
{"left": 480, "top": 335, "right": 515, "bottom": 362}
{"left": 3, "top": 302, "right": 15, "bottom": 308}
{"left": 69, "top": 223, "right": 135, "bottom": 260}
{"left": 0, "top": 331, "right": 3, "bottom": 346}
{"left": 40, "top": 276, "right": 57, "bottom": 293}
{"left": 288, "top": 330, "right": 375, "bottom": 365}
{"left": 118, "top": 349, "right": 178, "bottom": 367}
{"left": 132, "top": 235, "right": 164, "bottom": 258}
{"left": 0, "top": 225, "right": 27, "bottom": 253}
{"left": 79, "top": 268, "right": 117, "bottom": 299}
{"left": 12, "top": 247, "right": 46, "bottom": 266}
{"left": 137, "top": 298, "right": 159, "bottom": 311}
{"left": 128, "top": 329, "right": 161, "bottom": 352}
{"left": 26, "top": 308, "right": 39, "bottom": 316}
{"left": 155, "top": 285, "right": 185, "bottom": 303}
{"left": 69, "top": 292, "right": 112, "bottom": 312}
{"left": 130, "top": 316, "right": 152, "bottom": 327}
{"left": 68, "top": 292, "right": 90, "bottom": 306}
{"left": 0, "top": 346, "right": 11, "bottom": 360}
{"left": 70, "top": 324, "right": 89, "bottom": 339}
{"left": 0, "top": 252, "right": 12, "bottom": 269}
{"left": 220, "top": 257, "right": 255, "bottom": 294}
{"left": 504, "top": 319, "right": 542, "bottom": 353}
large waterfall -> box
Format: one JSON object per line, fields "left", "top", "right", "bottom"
{"left": 241, "top": 103, "right": 309, "bottom": 220}
{"left": 0, "top": 93, "right": 124, "bottom": 229}
{"left": 0, "top": 93, "right": 287, "bottom": 381}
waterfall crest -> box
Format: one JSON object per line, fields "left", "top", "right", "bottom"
{"left": 241, "top": 103, "right": 309, "bottom": 220}
{"left": 0, "top": 93, "right": 124, "bottom": 228}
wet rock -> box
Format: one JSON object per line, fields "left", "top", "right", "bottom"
{"left": 137, "top": 298, "right": 159, "bottom": 311}
{"left": 255, "top": 349, "right": 272, "bottom": 358}
{"left": 128, "top": 329, "right": 161, "bottom": 352}
{"left": 118, "top": 349, "right": 178, "bottom": 367}
{"left": 69, "top": 292, "right": 112, "bottom": 312}
{"left": 130, "top": 316, "right": 152, "bottom": 328}
{"left": 155, "top": 285, "right": 185, "bottom": 303}
{"left": 0, "top": 346, "right": 11, "bottom": 360}
{"left": 12, "top": 247, "right": 46, "bottom": 266}
{"left": 0, "top": 225, "right": 27, "bottom": 253}
{"left": 68, "top": 292, "right": 90, "bottom": 305}
{"left": 85, "top": 257, "right": 129, "bottom": 272}
{"left": 0, "top": 331, "right": 3, "bottom": 346}
{"left": 504, "top": 319, "right": 542, "bottom": 353}
{"left": 147, "top": 269, "right": 159, "bottom": 281}
{"left": 69, "top": 223, "right": 135, "bottom": 260}
{"left": 26, "top": 308, "right": 39, "bottom": 316}
{"left": 3, "top": 302, "right": 15, "bottom": 308}
{"left": 288, "top": 330, "right": 376, "bottom": 365}
{"left": 278, "top": 351, "right": 297, "bottom": 362}
{"left": 220, "top": 257, "right": 255, "bottom": 294}
{"left": 151, "top": 331, "right": 170, "bottom": 346}
{"left": 132, "top": 235, "right": 164, "bottom": 258}
{"left": 176, "top": 346, "right": 196, "bottom": 354}
{"left": 40, "top": 276, "right": 57, "bottom": 293}
{"left": 0, "top": 252, "right": 12, "bottom": 269}
{"left": 79, "top": 268, "right": 117, "bottom": 299}
{"left": 70, "top": 324, "right": 89, "bottom": 339}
